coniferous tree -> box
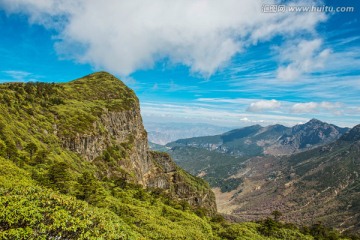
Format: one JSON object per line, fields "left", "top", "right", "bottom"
{"left": 25, "top": 142, "right": 38, "bottom": 160}
{"left": 48, "top": 162, "right": 71, "bottom": 193}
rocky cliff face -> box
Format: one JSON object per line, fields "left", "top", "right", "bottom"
{"left": 57, "top": 72, "right": 216, "bottom": 214}
{"left": 60, "top": 109, "right": 150, "bottom": 182}
{"left": 146, "top": 151, "right": 217, "bottom": 211}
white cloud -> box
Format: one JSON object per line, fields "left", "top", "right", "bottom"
{"left": 291, "top": 102, "right": 318, "bottom": 113}
{"left": 240, "top": 117, "right": 250, "bottom": 122}
{"left": 277, "top": 39, "right": 331, "bottom": 81}
{"left": 291, "top": 101, "right": 342, "bottom": 114}
{"left": 1, "top": 70, "right": 40, "bottom": 82}
{"left": 1, "top": 0, "right": 326, "bottom": 77}
{"left": 140, "top": 101, "right": 358, "bottom": 127}
{"left": 247, "top": 99, "right": 281, "bottom": 112}
{"left": 198, "top": 98, "right": 351, "bottom": 117}
{"left": 197, "top": 97, "right": 252, "bottom": 104}
{"left": 319, "top": 101, "right": 342, "bottom": 110}
{"left": 239, "top": 117, "right": 264, "bottom": 123}
{"left": 3, "top": 70, "right": 31, "bottom": 80}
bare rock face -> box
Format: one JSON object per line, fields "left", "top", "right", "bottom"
{"left": 146, "top": 151, "right": 217, "bottom": 212}
{"left": 58, "top": 72, "right": 217, "bottom": 214}
{"left": 61, "top": 109, "right": 150, "bottom": 183}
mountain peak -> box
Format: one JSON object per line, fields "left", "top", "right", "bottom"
{"left": 64, "top": 72, "right": 135, "bottom": 102}
{"left": 70, "top": 71, "right": 122, "bottom": 85}
{"left": 88, "top": 71, "right": 117, "bottom": 78}
{"left": 340, "top": 124, "right": 360, "bottom": 142}
{"left": 307, "top": 118, "right": 324, "bottom": 124}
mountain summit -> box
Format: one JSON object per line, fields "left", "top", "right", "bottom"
{"left": 274, "top": 118, "right": 348, "bottom": 153}
{"left": 340, "top": 124, "right": 360, "bottom": 142}
{"left": 307, "top": 118, "right": 325, "bottom": 124}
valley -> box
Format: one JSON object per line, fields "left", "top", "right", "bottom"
{"left": 155, "top": 119, "right": 360, "bottom": 234}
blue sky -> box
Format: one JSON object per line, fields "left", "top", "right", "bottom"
{"left": 0, "top": 0, "right": 359, "bottom": 128}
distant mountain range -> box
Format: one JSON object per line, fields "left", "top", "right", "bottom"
{"left": 145, "top": 122, "right": 231, "bottom": 145}
{"left": 159, "top": 119, "right": 350, "bottom": 192}
{"left": 167, "top": 119, "right": 349, "bottom": 156}
{"left": 159, "top": 119, "right": 360, "bottom": 233}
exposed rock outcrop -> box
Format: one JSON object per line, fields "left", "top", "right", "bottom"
{"left": 146, "top": 151, "right": 217, "bottom": 211}
{"left": 58, "top": 72, "right": 217, "bottom": 214}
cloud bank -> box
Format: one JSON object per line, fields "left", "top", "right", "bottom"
{"left": 247, "top": 99, "right": 281, "bottom": 112}
{"left": 1, "top": 0, "right": 326, "bottom": 76}
{"left": 291, "top": 101, "right": 342, "bottom": 114}
{"left": 277, "top": 39, "right": 331, "bottom": 81}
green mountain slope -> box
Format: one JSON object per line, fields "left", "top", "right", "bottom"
{"left": 0, "top": 72, "right": 216, "bottom": 212}
{"left": 0, "top": 157, "right": 139, "bottom": 239}
{"left": 0, "top": 72, "right": 216, "bottom": 238}
{"left": 1, "top": 156, "right": 346, "bottom": 240}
